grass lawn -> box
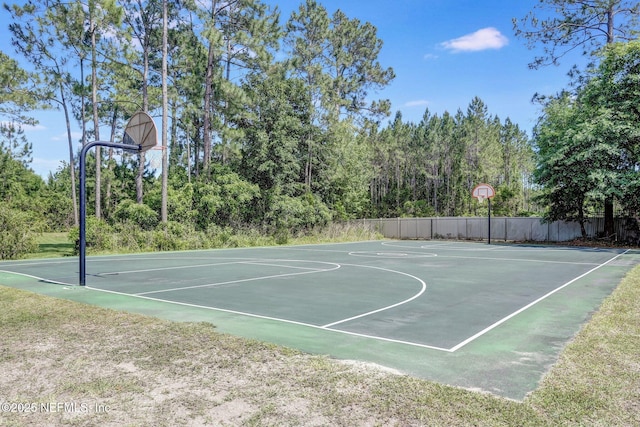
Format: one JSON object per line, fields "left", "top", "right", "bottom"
{"left": 27, "top": 232, "right": 74, "bottom": 258}
{"left": 0, "top": 261, "right": 639, "bottom": 425}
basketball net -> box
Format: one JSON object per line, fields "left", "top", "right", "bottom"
{"left": 476, "top": 195, "right": 486, "bottom": 204}
{"left": 146, "top": 146, "right": 166, "bottom": 170}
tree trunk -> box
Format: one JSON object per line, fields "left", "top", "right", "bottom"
{"left": 604, "top": 201, "right": 614, "bottom": 237}
{"left": 603, "top": 3, "right": 615, "bottom": 237}
{"left": 202, "top": 0, "right": 218, "bottom": 179}
{"left": 91, "top": 16, "right": 101, "bottom": 219}
{"left": 60, "top": 83, "right": 78, "bottom": 227}
{"left": 106, "top": 107, "right": 118, "bottom": 217}
{"left": 161, "top": 0, "right": 168, "bottom": 223}
{"left": 305, "top": 134, "right": 313, "bottom": 190}
{"left": 137, "top": 37, "right": 150, "bottom": 204}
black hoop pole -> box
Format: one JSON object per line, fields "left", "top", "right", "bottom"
{"left": 488, "top": 198, "right": 491, "bottom": 245}
{"left": 79, "top": 141, "right": 141, "bottom": 286}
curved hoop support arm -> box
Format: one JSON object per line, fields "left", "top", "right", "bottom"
{"left": 79, "top": 141, "right": 142, "bottom": 286}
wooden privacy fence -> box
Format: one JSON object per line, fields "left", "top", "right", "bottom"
{"left": 361, "top": 217, "right": 636, "bottom": 243}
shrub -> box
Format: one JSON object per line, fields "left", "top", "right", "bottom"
{"left": 68, "top": 217, "right": 115, "bottom": 254}
{"left": 151, "top": 221, "right": 203, "bottom": 251}
{"left": 113, "top": 200, "right": 159, "bottom": 230}
{"left": 0, "top": 206, "right": 42, "bottom": 259}
{"left": 265, "top": 193, "right": 331, "bottom": 234}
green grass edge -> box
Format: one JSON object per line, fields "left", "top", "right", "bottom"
{"left": 0, "top": 235, "right": 640, "bottom": 426}
{"left": 0, "top": 262, "right": 638, "bottom": 425}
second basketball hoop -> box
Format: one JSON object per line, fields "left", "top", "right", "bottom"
{"left": 472, "top": 183, "right": 496, "bottom": 244}
{"left": 472, "top": 183, "right": 495, "bottom": 203}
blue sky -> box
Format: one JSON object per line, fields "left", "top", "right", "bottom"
{"left": 2, "top": 0, "right": 586, "bottom": 177}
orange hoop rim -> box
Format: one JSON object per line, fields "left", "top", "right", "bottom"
{"left": 472, "top": 183, "right": 495, "bottom": 200}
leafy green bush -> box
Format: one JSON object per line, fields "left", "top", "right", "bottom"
{"left": 205, "top": 224, "right": 234, "bottom": 247}
{"left": 68, "top": 217, "right": 115, "bottom": 254}
{"left": 302, "top": 192, "right": 332, "bottom": 228}
{"left": 113, "top": 200, "right": 159, "bottom": 230}
{"left": 0, "top": 206, "right": 42, "bottom": 259}
{"left": 65, "top": 212, "right": 377, "bottom": 256}
{"left": 151, "top": 221, "right": 203, "bottom": 252}
{"left": 265, "top": 193, "right": 331, "bottom": 234}
{"left": 112, "top": 222, "right": 143, "bottom": 252}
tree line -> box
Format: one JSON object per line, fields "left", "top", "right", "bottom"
{"left": 2, "top": 0, "right": 640, "bottom": 258}
{"left": 1, "top": 0, "right": 537, "bottom": 230}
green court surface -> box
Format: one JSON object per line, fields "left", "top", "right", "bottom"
{"left": 1, "top": 240, "right": 638, "bottom": 400}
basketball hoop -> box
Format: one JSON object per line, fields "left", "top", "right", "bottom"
{"left": 122, "top": 111, "right": 163, "bottom": 171}
{"left": 123, "top": 112, "right": 157, "bottom": 153}
{"left": 472, "top": 183, "right": 495, "bottom": 203}
{"left": 78, "top": 111, "right": 158, "bottom": 286}
{"left": 471, "top": 183, "right": 496, "bottom": 245}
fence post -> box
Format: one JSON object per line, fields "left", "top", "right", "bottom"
{"left": 504, "top": 217, "right": 507, "bottom": 242}
{"left": 430, "top": 218, "right": 433, "bottom": 239}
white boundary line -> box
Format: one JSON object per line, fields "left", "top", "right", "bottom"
{"left": 85, "top": 261, "right": 437, "bottom": 349}
{"left": 439, "top": 255, "right": 600, "bottom": 266}
{"left": 97, "top": 260, "right": 255, "bottom": 276}
{"left": 135, "top": 261, "right": 341, "bottom": 296}
{"left": 1, "top": 244, "right": 630, "bottom": 353}
{"left": 0, "top": 270, "right": 75, "bottom": 286}
{"left": 348, "top": 251, "right": 437, "bottom": 259}
{"left": 378, "top": 240, "right": 606, "bottom": 266}
{"left": 321, "top": 263, "right": 426, "bottom": 328}
{"left": 0, "top": 259, "right": 77, "bottom": 267}
{"left": 95, "top": 259, "right": 334, "bottom": 277}
{"left": 382, "top": 241, "right": 500, "bottom": 252}
{"left": 448, "top": 249, "right": 630, "bottom": 352}
{"left": 131, "top": 261, "right": 427, "bottom": 331}
{"left": 107, "top": 261, "right": 432, "bottom": 347}
{"left": 381, "top": 240, "right": 624, "bottom": 254}
{"left": 237, "top": 261, "right": 334, "bottom": 271}
{"left": 83, "top": 285, "right": 451, "bottom": 352}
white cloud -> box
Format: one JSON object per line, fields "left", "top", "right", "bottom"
{"left": 0, "top": 121, "right": 46, "bottom": 131}
{"left": 441, "top": 27, "right": 508, "bottom": 52}
{"left": 51, "top": 131, "right": 83, "bottom": 142}
{"left": 31, "top": 157, "right": 66, "bottom": 177}
{"left": 423, "top": 53, "right": 439, "bottom": 61}
{"left": 404, "top": 100, "right": 430, "bottom": 108}
{"left": 24, "top": 124, "right": 47, "bottom": 131}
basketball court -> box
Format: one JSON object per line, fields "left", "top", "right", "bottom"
{"left": 1, "top": 240, "right": 637, "bottom": 400}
